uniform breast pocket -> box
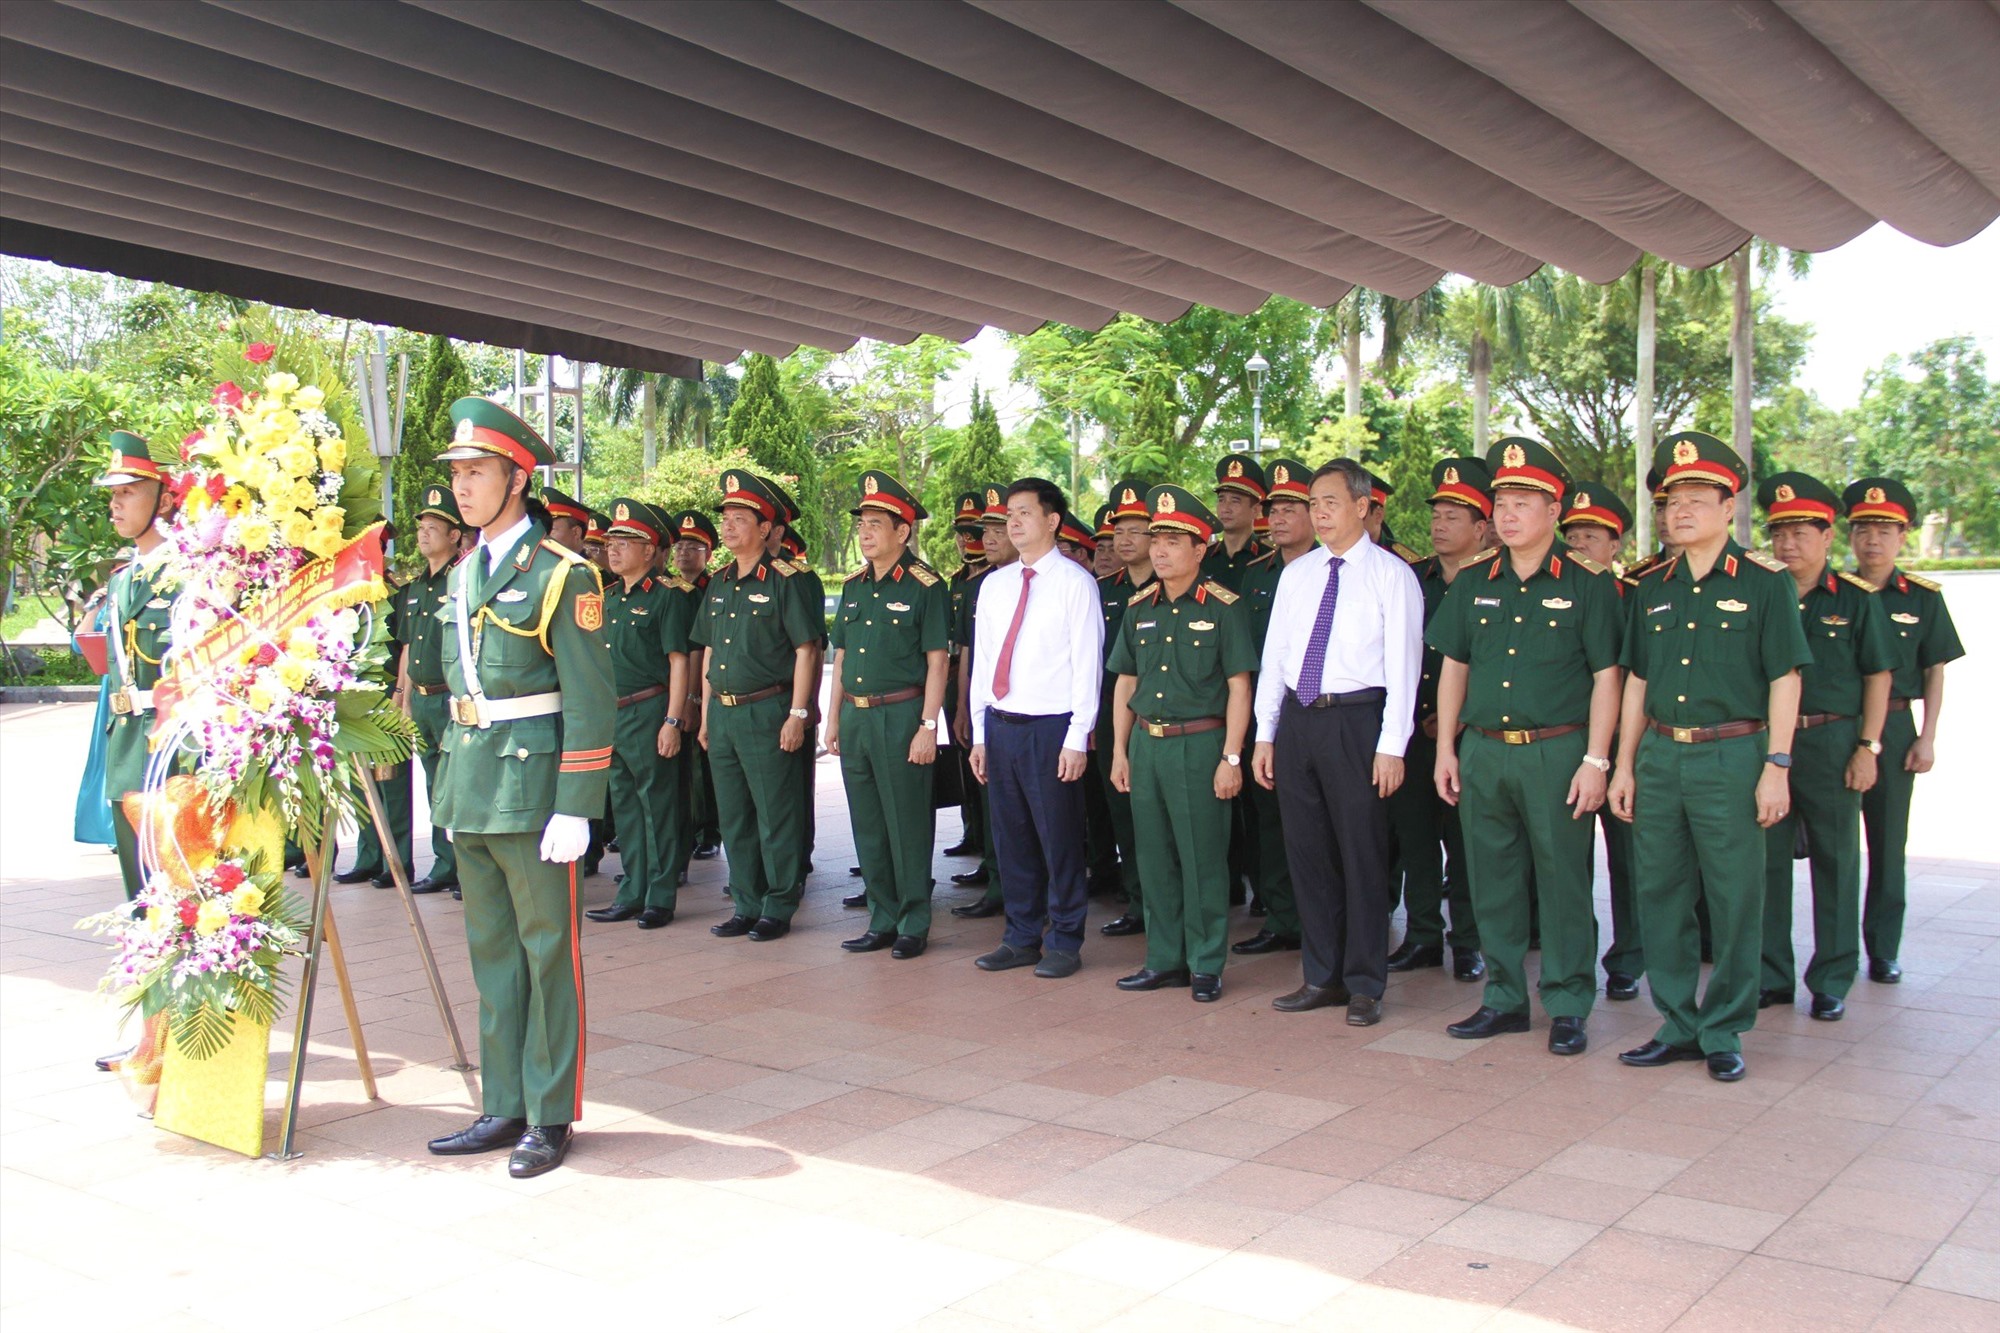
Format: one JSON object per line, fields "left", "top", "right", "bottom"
{"left": 1528, "top": 609, "right": 1580, "bottom": 661}
{"left": 493, "top": 721, "right": 558, "bottom": 811}
{"left": 1817, "top": 618, "right": 1853, "bottom": 645}
{"left": 486, "top": 605, "right": 546, "bottom": 667}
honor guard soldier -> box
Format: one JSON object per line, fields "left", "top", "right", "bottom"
{"left": 1610, "top": 432, "right": 1812, "bottom": 1082}
{"left": 1432, "top": 439, "right": 1624, "bottom": 1055}
{"left": 829, "top": 472, "right": 952, "bottom": 958}
{"left": 1845, "top": 477, "right": 1964, "bottom": 984}
{"left": 1560, "top": 485, "right": 1643, "bottom": 999}
{"left": 1754, "top": 473, "right": 1895, "bottom": 1019}
{"left": 941, "top": 492, "right": 989, "bottom": 861}
{"left": 1231, "top": 457, "right": 1315, "bottom": 957}
{"left": 1388, "top": 457, "right": 1493, "bottom": 983}
{"left": 395, "top": 485, "right": 467, "bottom": 897}
{"left": 1096, "top": 478, "right": 1157, "bottom": 936}
{"left": 539, "top": 487, "right": 590, "bottom": 554}
{"left": 1107, "top": 486, "right": 1258, "bottom": 1002}
{"left": 1364, "top": 470, "right": 1421, "bottom": 561}
{"left": 1204, "top": 453, "right": 1269, "bottom": 591}
{"left": 425, "top": 397, "right": 616, "bottom": 1178}
{"left": 948, "top": 485, "right": 1016, "bottom": 913}
{"left": 695, "top": 472, "right": 823, "bottom": 941}
{"left": 582, "top": 500, "right": 694, "bottom": 931}
{"left": 667, "top": 510, "right": 723, "bottom": 870}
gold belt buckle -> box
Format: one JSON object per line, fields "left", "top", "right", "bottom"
{"left": 1672, "top": 725, "right": 1695, "bottom": 744}
{"left": 1501, "top": 729, "right": 1530, "bottom": 745}
{"left": 853, "top": 694, "right": 873, "bottom": 709}
{"left": 1145, "top": 720, "right": 1167, "bottom": 738}
{"left": 451, "top": 696, "right": 477, "bottom": 726}
{"left": 109, "top": 689, "right": 132, "bottom": 716}
{"left": 717, "top": 691, "right": 739, "bottom": 706}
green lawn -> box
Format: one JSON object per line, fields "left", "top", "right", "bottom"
{"left": 1, "top": 594, "right": 70, "bottom": 641}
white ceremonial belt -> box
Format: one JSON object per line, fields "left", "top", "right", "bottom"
{"left": 451, "top": 691, "right": 562, "bottom": 728}
{"left": 109, "top": 688, "right": 153, "bottom": 716}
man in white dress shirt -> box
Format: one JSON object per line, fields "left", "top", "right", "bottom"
{"left": 1252, "top": 459, "right": 1424, "bottom": 1026}
{"left": 969, "top": 478, "right": 1106, "bottom": 979}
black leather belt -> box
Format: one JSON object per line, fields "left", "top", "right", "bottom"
{"left": 1293, "top": 687, "right": 1386, "bottom": 709}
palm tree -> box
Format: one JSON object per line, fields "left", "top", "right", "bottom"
{"left": 1332, "top": 289, "right": 1368, "bottom": 418}
{"left": 1462, "top": 270, "right": 1563, "bottom": 453}
{"left": 662, "top": 370, "right": 721, "bottom": 453}
{"left": 600, "top": 363, "right": 728, "bottom": 470}
{"left": 599, "top": 366, "right": 664, "bottom": 471}
{"left": 1727, "top": 241, "right": 1813, "bottom": 542}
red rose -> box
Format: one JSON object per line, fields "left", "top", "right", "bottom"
{"left": 252, "top": 643, "right": 279, "bottom": 667}
{"left": 212, "top": 864, "right": 246, "bottom": 891}
{"left": 244, "top": 342, "right": 276, "bottom": 364}
{"left": 205, "top": 473, "right": 227, "bottom": 502}
{"left": 177, "top": 899, "right": 200, "bottom": 928}
{"left": 211, "top": 381, "right": 245, "bottom": 410}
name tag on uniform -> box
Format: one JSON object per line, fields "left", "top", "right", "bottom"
{"left": 497, "top": 589, "right": 529, "bottom": 603}
{"left": 1474, "top": 596, "right": 1500, "bottom": 607}
{"left": 1189, "top": 620, "right": 1215, "bottom": 631}
{"left": 887, "top": 602, "right": 911, "bottom": 612}
{"left": 1647, "top": 602, "right": 1671, "bottom": 615}
{"left": 1891, "top": 611, "right": 1920, "bottom": 624}
{"left": 1716, "top": 598, "right": 1748, "bottom": 613}
{"left": 1541, "top": 598, "right": 1572, "bottom": 610}
{"left": 747, "top": 593, "right": 771, "bottom": 604}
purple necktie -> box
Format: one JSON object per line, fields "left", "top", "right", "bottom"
{"left": 1296, "top": 554, "right": 1344, "bottom": 700}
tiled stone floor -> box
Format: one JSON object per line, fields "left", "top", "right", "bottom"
{"left": 3, "top": 699, "right": 1996, "bottom": 1331}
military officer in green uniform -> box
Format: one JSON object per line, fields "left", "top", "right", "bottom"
{"left": 941, "top": 492, "right": 989, "bottom": 861}
{"left": 1610, "top": 432, "right": 1812, "bottom": 1083}
{"left": 949, "top": 485, "right": 1015, "bottom": 913}
{"left": 1560, "top": 486, "right": 1643, "bottom": 998}
{"left": 1844, "top": 477, "right": 1965, "bottom": 983}
{"left": 425, "top": 398, "right": 616, "bottom": 1178}
{"left": 582, "top": 500, "right": 694, "bottom": 930}
{"left": 395, "top": 484, "right": 466, "bottom": 896}
{"left": 1386, "top": 457, "right": 1491, "bottom": 983}
{"left": 1092, "top": 503, "right": 1120, "bottom": 578}
{"left": 1203, "top": 453, "right": 1269, "bottom": 591}
{"left": 828, "top": 472, "right": 952, "bottom": 957}
{"left": 667, "top": 510, "right": 722, "bottom": 868}
{"left": 1433, "top": 439, "right": 1624, "bottom": 1055}
{"left": 1097, "top": 478, "right": 1156, "bottom": 936}
{"left": 1108, "top": 486, "right": 1258, "bottom": 1002}
{"left": 1231, "top": 458, "right": 1314, "bottom": 957}
{"left": 1754, "top": 473, "right": 1896, "bottom": 1019}
{"left": 1056, "top": 510, "right": 1098, "bottom": 568}
{"left": 694, "top": 472, "right": 822, "bottom": 941}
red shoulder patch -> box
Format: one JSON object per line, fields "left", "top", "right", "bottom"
{"left": 575, "top": 593, "right": 604, "bottom": 632}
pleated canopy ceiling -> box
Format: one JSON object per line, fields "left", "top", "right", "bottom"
{"left": 3, "top": 0, "right": 1996, "bottom": 378}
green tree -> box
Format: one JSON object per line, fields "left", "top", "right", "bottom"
{"left": 724, "top": 353, "right": 821, "bottom": 555}
{"left": 395, "top": 334, "right": 470, "bottom": 538}
{"left": 1851, "top": 337, "right": 1999, "bottom": 553}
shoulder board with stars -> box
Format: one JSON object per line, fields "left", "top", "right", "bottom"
{"left": 907, "top": 563, "right": 940, "bottom": 587}
{"left": 1130, "top": 584, "right": 1161, "bottom": 605}
{"left": 1562, "top": 551, "right": 1608, "bottom": 576}
{"left": 1393, "top": 542, "right": 1422, "bottom": 563}
{"left": 1744, "top": 549, "right": 1789, "bottom": 573}
{"left": 1838, "top": 571, "right": 1879, "bottom": 593}
{"left": 1904, "top": 571, "right": 1943, "bottom": 592}
{"left": 666, "top": 573, "right": 696, "bottom": 593}
{"left": 771, "top": 559, "right": 799, "bottom": 577}
{"left": 1245, "top": 548, "right": 1277, "bottom": 569}
{"left": 843, "top": 566, "right": 868, "bottom": 583}
{"left": 1201, "top": 580, "right": 1240, "bottom": 605}
{"left": 1465, "top": 548, "right": 1504, "bottom": 572}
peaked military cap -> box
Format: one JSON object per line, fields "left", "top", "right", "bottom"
{"left": 1757, "top": 471, "right": 1840, "bottom": 526}
{"left": 765, "top": 478, "right": 803, "bottom": 528}
{"left": 1646, "top": 465, "right": 1668, "bottom": 503}
{"left": 671, "top": 509, "right": 718, "bottom": 548}
{"left": 782, "top": 532, "right": 808, "bottom": 561}
{"left": 1093, "top": 502, "right": 1115, "bottom": 539}
{"left": 416, "top": 482, "right": 463, "bottom": 527}
{"left": 605, "top": 497, "right": 668, "bottom": 543}
{"left": 1147, "top": 484, "right": 1218, "bottom": 543}
{"left": 1264, "top": 457, "right": 1312, "bottom": 503}
{"left": 1215, "top": 453, "right": 1268, "bottom": 500}
{"left": 852, "top": 470, "right": 927, "bottom": 522}
{"left": 718, "top": 469, "right": 782, "bottom": 522}
{"left": 1487, "top": 436, "right": 1571, "bottom": 499}
{"left": 1364, "top": 469, "right": 1394, "bottom": 506}
{"left": 980, "top": 483, "right": 1009, "bottom": 522}
{"left": 1253, "top": 510, "right": 1271, "bottom": 535}
{"left": 94, "top": 430, "right": 167, "bottom": 487}
{"left": 953, "top": 491, "right": 985, "bottom": 533}
{"left": 1429, "top": 457, "right": 1493, "bottom": 516}
{"left": 1562, "top": 485, "right": 1633, "bottom": 537}
{"left": 1654, "top": 430, "right": 1744, "bottom": 495}
{"left": 1108, "top": 477, "right": 1153, "bottom": 522}
{"left": 1843, "top": 476, "right": 1915, "bottom": 526}
{"left": 1056, "top": 511, "right": 1097, "bottom": 551}
{"left": 583, "top": 508, "right": 612, "bottom": 543}
{"left": 539, "top": 486, "right": 589, "bottom": 528}
{"left": 440, "top": 397, "right": 557, "bottom": 470}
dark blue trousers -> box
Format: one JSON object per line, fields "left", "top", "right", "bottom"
{"left": 987, "top": 710, "right": 1088, "bottom": 955}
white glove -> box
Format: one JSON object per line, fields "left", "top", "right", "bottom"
{"left": 539, "top": 813, "right": 592, "bottom": 864}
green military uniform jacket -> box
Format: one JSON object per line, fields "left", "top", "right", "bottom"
{"left": 103, "top": 549, "right": 174, "bottom": 799}
{"left": 398, "top": 559, "right": 455, "bottom": 687}
{"left": 1408, "top": 553, "right": 1460, "bottom": 727}
{"left": 1866, "top": 567, "right": 1965, "bottom": 700}
{"left": 1106, "top": 579, "right": 1258, "bottom": 720}
{"left": 605, "top": 571, "right": 695, "bottom": 694}
{"left": 832, "top": 550, "right": 951, "bottom": 693}
{"left": 953, "top": 563, "right": 993, "bottom": 655}
{"left": 1429, "top": 547, "right": 1625, "bottom": 730}
{"left": 1793, "top": 567, "right": 1897, "bottom": 714}
{"left": 1201, "top": 536, "right": 1268, "bottom": 593}
{"left": 690, "top": 553, "right": 821, "bottom": 693}
{"left": 1621, "top": 538, "right": 1812, "bottom": 723}
{"left": 434, "top": 523, "right": 616, "bottom": 832}
{"left": 1239, "top": 549, "right": 1282, "bottom": 650}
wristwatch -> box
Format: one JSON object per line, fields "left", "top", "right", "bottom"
{"left": 788, "top": 707, "right": 810, "bottom": 721}
{"left": 1224, "top": 753, "right": 1241, "bottom": 768}
{"left": 920, "top": 717, "right": 938, "bottom": 732}
{"left": 1857, "top": 737, "right": 1883, "bottom": 756}
{"left": 662, "top": 716, "right": 682, "bottom": 730}
{"left": 1582, "top": 753, "right": 1611, "bottom": 773}
{"left": 1765, "top": 752, "right": 1793, "bottom": 769}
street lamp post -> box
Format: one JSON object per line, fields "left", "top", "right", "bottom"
{"left": 1246, "top": 353, "right": 1269, "bottom": 455}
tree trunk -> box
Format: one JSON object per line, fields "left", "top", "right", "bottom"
{"left": 1730, "top": 246, "right": 1754, "bottom": 544}
{"left": 1635, "top": 261, "right": 1657, "bottom": 553}
{"left": 1471, "top": 332, "right": 1492, "bottom": 454}
{"left": 1344, "top": 322, "right": 1362, "bottom": 417}
{"left": 641, "top": 375, "right": 658, "bottom": 473}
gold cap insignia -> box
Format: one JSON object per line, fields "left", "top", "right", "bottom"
{"left": 1122, "top": 488, "right": 1136, "bottom": 504}
{"left": 1273, "top": 465, "right": 1289, "bottom": 483}
{"left": 1867, "top": 486, "right": 1886, "bottom": 504}
{"left": 1574, "top": 490, "right": 1590, "bottom": 509}
{"left": 725, "top": 473, "right": 740, "bottom": 490}
{"left": 1673, "top": 439, "right": 1698, "bottom": 465}
{"left": 1444, "top": 466, "right": 1460, "bottom": 486}
{"left": 681, "top": 515, "right": 695, "bottom": 530}
{"left": 865, "top": 475, "right": 879, "bottom": 495}
{"left": 987, "top": 487, "right": 1002, "bottom": 505}
{"left": 1227, "top": 459, "right": 1243, "bottom": 478}
{"left": 1503, "top": 443, "right": 1526, "bottom": 469}
{"left": 454, "top": 418, "right": 475, "bottom": 443}
{"left": 1159, "top": 492, "right": 1177, "bottom": 513}
{"left": 615, "top": 502, "right": 630, "bottom": 521}
{"left": 426, "top": 488, "right": 442, "bottom": 505}
{"left": 1775, "top": 484, "right": 1795, "bottom": 503}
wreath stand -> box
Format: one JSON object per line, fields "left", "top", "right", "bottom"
{"left": 270, "top": 767, "right": 475, "bottom": 1159}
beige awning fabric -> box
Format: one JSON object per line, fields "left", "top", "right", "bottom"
{"left": 3, "top": 1, "right": 1995, "bottom": 377}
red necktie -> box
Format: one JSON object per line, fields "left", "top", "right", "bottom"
{"left": 991, "top": 566, "right": 1036, "bottom": 700}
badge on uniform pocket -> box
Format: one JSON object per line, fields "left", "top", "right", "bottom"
{"left": 1189, "top": 620, "right": 1216, "bottom": 631}
{"left": 1540, "top": 598, "right": 1572, "bottom": 610}
{"left": 748, "top": 593, "right": 771, "bottom": 604}
{"left": 146, "top": 598, "right": 170, "bottom": 609}
{"left": 1716, "top": 598, "right": 1748, "bottom": 613}
{"left": 1819, "top": 614, "right": 1849, "bottom": 626}
{"left": 887, "top": 602, "right": 911, "bottom": 612}
{"left": 497, "top": 589, "right": 529, "bottom": 603}
{"left": 1891, "top": 612, "right": 1920, "bottom": 624}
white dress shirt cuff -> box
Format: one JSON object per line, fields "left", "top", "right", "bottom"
{"left": 1062, "top": 721, "right": 1092, "bottom": 753}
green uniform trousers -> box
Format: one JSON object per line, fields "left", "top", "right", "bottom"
{"left": 1095, "top": 706, "right": 1140, "bottom": 913}
{"left": 679, "top": 745, "right": 721, "bottom": 875}
{"left": 609, "top": 695, "right": 686, "bottom": 913}
{"left": 973, "top": 775, "right": 1004, "bottom": 908}
{"left": 1084, "top": 749, "right": 1121, "bottom": 884}
{"left": 410, "top": 691, "right": 458, "bottom": 885}
{"left": 1387, "top": 733, "right": 1479, "bottom": 951}
{"left": 1599, "top": 808, "right": 1642, "bottom": 977}
{"left": 839, "top": 697, "right": 935, "bottom": 938}
{"left": 1130, "top": 729, "right": 1231, "bottom": 976}
{"left": 1761, "top": 719, "right": 1863, "bottom": 998}
{"left": 1459, "top": 730, "right": 1598, "bottom": 1018}
{"left": 351, "top": 760, "right": 414, "bottom": 878}
{"left": 708, "top": 694, "right": 809, "bottom": 922}
{"left": 455, "top": 829, "right": 585, "bottom": 1126}
{"left": 1632, "top": 731, "right": 1765, "bottom": 1055}
{"left": 1861, "top": 707, "right": 1919, "bottom": 965}
{"left": 1242, "top": 772, "right": 1299, "bottom": 937}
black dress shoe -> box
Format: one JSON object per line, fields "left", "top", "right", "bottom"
{"left": 1191, "top": 974, "right": 1222, "bottom": 1002}
{"left": 410, "top": 877, "right": 455, "bottom": 896}
{"left": 333, "top": 866, "right": 377, "bottom": 885}
{"left": 711, "top": 914, "right": 755, "bottom": 938}
{"left": 368, "top": 872, "right": 394, "bottom": 888}
{"left": 848, "top": 865, "right": 863, "bottom": 877}
{"left": 585, "top": 903, "right": 640, "bottom": 923}
{"left": 1706, "top": 1051, "right": 1746, "bottom": 1082}
{"left": 94, "top": 1046, "right": 136, "bottom": 1072}
{"left": 1385, "top": 941, "right": 1444, "bottom": 972}
{"left": 1231, "top": 930, "right": 1302, "bottom": 955}
{"left": 842, "top": 930, "right": 897, "bottom": 953}
{"left": 1035, "top": 951, "right": 1081, "bottom": 979}
{"left": 1247, "top": 898, "right": 1268, "bottom": 918}
{"left": 636, "top": 907, "right": 674, "bottom": 930}
{"left": 1115, "top": 967, "right": 1191, "bottom": 991}
{"left": 1100, "top": 914, "right": 1144, "bottom": 937}
{"left": 450, "top": 886, "right": 461, "bottom": 900}
{"left": 1452, "top": 949, "right": 1486, "bottom": 982}
{"left": 1271, "top": 982, "right": 1349, "bottom": 1013}
{"left": 692, "top": 842, "right": 720, "bottom": 860}
{"left": 951, "top": 898, "right": 1004, "bottom": 919}
{"left": 1868, "top": 957, "right": 1902, "bottom": 984}
{"left": 604, "top": 840, "right": 619, "bottom": 854}
{"left": 1446, "top": 1005, "right": 1529, "bottom": 1039}
{"left": 1548, "top": 1016, "right": 1588, "bottom": 1056}
{"left": 1346, "top": 995, "right": 1382, "bottom": 1027}
{"left": 1809, "top": 992, "right": 1845, "bottom": 1021}
{"left": 1757, "top": 988, "right": 1794, "bottom": 1011}
{"left": 841, "top": 892, "right": 867, "bottom": 909}
{"left": 747, "top": 917, "right": 789, "bottom": 942}
{"left": 1619, "top": 1039, "right": 1702, "bottom": 1068}
{"left": 975, "top": 943, "right": 1041, "bottom": 972}
{"left": 891, "top": 935, "right": 927, "bottom": 959}
{"left": 508, "top": 1124, "right": 572, "bottom": 1178}
{"left": 286, "top": 860, "right": 309, "bottom": 878}
{"left": 942, "top": 840, "right": 977, "bottom": 857}
{"left": 950, "top": 867, "right": 990, "bottom": 887}
{"left": 1605, "top": 971, "right": 1639, "bottom": 1001}
{"left": 428, "top": 1114, "right": 527, "bottom": 1156}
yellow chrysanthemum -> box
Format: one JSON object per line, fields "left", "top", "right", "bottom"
{"left": 231, "top": 885, "right": 264, "bottom": 918}
{"left": 194, "top": 898, "right": 232, "bottom": 936}
{"left": 222, "top": 487, "right": 252, "bottom": 517}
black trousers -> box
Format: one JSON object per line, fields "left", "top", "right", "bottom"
{"left": 1275, "top": 694, "right": 1393, "bottom": 998}
{"left": 987, "top": 710, "right": 1088, "bottom": 956}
